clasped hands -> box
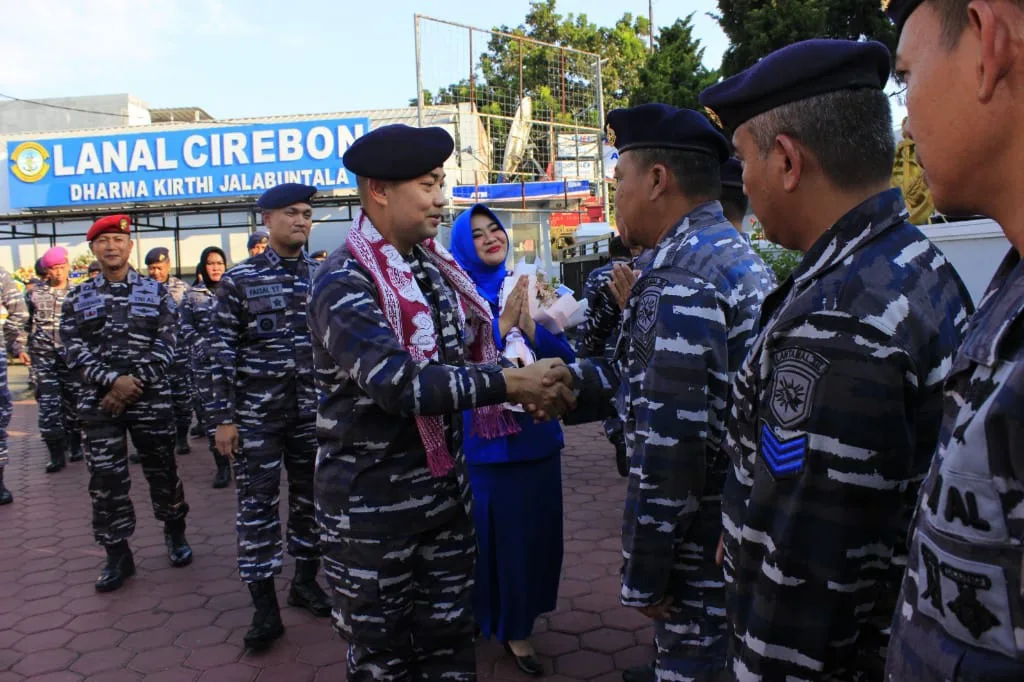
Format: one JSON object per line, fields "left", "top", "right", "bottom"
{"left": 100, "top": 375, "right": 144, "bottom": 417}
{"left": 498, "top": 275, "right": 537, "bottom": 343}
{"left": 503, "top": 357, "right": 576, "bottom": 422}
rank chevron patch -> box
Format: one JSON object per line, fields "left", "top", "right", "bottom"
{"left": 760, "top": 422, "right": 807, "bottom": 478}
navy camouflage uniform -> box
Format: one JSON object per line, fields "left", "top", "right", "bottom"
{"left": 208, "top": 247, "right": 321, "bottom": 582}
{"left": 571, "top": 201, "right": 773, "bottom": 679}
{"left": 60, "top": 269, "right": 190, "bottom": 547}
{"left": 310, "top": 240, "right": 510, "bottom": 679}
{"left": 178, "top": 282, "right": 216, "bottom": 440}
{"left": 162, "top": 275, "right": 193, "bottom": 434}
{"left": 28, "top": 283, "right": 79, "bottom": 447}
{"left": 718, "top": 190, "right": 972, "bottom": 680}
{"left": 0, "top": 267, "right": 29, "bottom": 469}
{"left": 885, "top": 246, "right": 1024, "bottom": 681}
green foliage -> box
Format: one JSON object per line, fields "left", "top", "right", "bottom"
{"left": 713, "top": 0, "right": 897, "bottom": 78}
{"left": 753, "top": 242, "right": 803, "bottom": 282}
{"left": 632, "top": 15, "right": 718, "bottom": 111}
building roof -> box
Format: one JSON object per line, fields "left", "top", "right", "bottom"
{"left": 149, "top": 107, "right": 215, "bottom": 123}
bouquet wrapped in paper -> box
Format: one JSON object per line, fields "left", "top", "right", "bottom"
{"left": 499, "top": 259, "right": 586, "bottom": 339}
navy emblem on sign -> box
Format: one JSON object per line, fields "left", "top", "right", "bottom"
{"left": 768, "top": 347, "right": 829, "bottom": 428}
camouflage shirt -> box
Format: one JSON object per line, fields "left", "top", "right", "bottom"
{"left": 178, "top": 282, "right": 216, "bottom": 366}
{"left": 309, "top": 243, "right": 508, "bottom": 537}
{"left": 722, "top": 188, "right": 973, "bottom": 680}
{"left": 570, "top": 201, "right": 774, "bottom": 608}
{"left": 208, "top": 248, "right": 318, "bottom": 428}
{"left": 161, "top": 275, "right": 188, "bottom": 307}
{"left": 577, "top": 259, "right": 629, "bottom": 360}
{"left": 886, "top": 247, "right": 1024, "bottom": 679}
{"left": 0, "top": 267, "right": 28, "bottom": 358}
{"left": 60, "top": 269, "right": 176, "bottom": 399}
{"left": 28, "top": 283, "right": 71, "bottom": 354}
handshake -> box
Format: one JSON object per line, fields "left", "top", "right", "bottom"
{"left": 503, "top": 358, "right": 577, "bottom": 421}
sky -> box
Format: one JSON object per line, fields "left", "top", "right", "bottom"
{"left": 0, "top": 0, "right": 729, "bottom": 119}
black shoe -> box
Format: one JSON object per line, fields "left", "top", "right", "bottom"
{"left": 128, "top": 452, "right": 140, "bottom": 464}
{"left": 212, "top": 453, "right": 231, "bottom": 489}
{"left": 44, "top": 439, "right": 67, "bottom": 473}
{"left": 175, "top": 425, "right": 191, "bottom": 455}
{"left": 615, "top": 442, "right": 629, "bottom": 478}
{"left": 0, "top": 468, "right": 11, "bottom": 505}
{"left": 68, "top": 431, "right": 84, "bottom": 462}
{"left": 164, "top": 519, "right": 193, "bottom": 567}
{"left": 95, "top": 542, "right": 135, "bottom": 593}
{"left": 190, "top": 423, "right": 204, "bottom": 438}
{"left": 245, "top": 579, "right": 285, "bottom": 652}
{"left": 287, "top": 559, "right": 331, "bottom": 617}
{"left": 622, "top": 662, "right": 656, "bottom": 682}
{"left": 504, "top": 642, "right": 544, "bottom": 677}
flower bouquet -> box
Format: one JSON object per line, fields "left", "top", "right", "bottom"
{"left": 498, "top": 259, "right": 585, "bottom": 370}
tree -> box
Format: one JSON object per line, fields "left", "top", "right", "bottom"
{"left": 714, "top": 0, "right": 897, "bottom": 78}
{"left": 632, "top": 15, "right": 718, "bottom": 111}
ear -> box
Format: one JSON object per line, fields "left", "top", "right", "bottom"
{"left": 261, "top": 210, "right": 271, "bottom": 227}
{"left": 648, "top": 162, "right": 669, "bottom": 201}
{"left": 969, "top": 0, "right": 1015, "bottom": 103}
{"left": 775, "top": 134, "right": 804, "bottom": 194}
{"left": 367, "top": 179, "right": 390, "bottom": 208}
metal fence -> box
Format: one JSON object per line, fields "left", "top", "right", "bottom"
{"left": 413, "top": 14, "right": 606, "bottom": 194}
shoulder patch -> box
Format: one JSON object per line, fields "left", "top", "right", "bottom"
{"left": 768, "top": 347, "right": 829, "bottom": 428}
{"left": 633, "top": 276, "right": 668, "bottom": 337}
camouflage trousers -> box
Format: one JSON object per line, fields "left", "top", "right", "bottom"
{"left": 32, "top": 350, "right": 79, "bottom": 442}
{"left": 653, "top": 532, "right": 728, "bottom": 680}
{"left": 233, "top": 420, "right": 320, "bottom": 583}
{"left": 0, "top": 354, "right": 10, "bottom": 468}
{"left": 170, "top": 354, "right": 192, "bottom": 429}
{"left": 322, "top": 511, "right": 477, "bottom": 680}
{"left": 82, "top": 404, "right": 189, "bottom": 546}
{"left": 190, "top": 364, "right": 213, "bottom": 437}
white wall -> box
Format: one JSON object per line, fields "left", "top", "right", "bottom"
{"left": 921, "top": 218, "right": 1009, "bottom": 305}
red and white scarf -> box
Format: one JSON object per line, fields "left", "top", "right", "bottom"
{"left": 346, "top": 210, "right": 519, "bottom": 477}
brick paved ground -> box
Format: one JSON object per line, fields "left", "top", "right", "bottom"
{"left": 0, "top": 364, "right": 653, "bottom": 681}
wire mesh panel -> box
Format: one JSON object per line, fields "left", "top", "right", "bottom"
{"left": 415, "top": 15, "right": 604, "bottom": 189}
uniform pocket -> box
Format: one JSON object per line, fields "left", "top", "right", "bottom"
{"left": 330, "top": 551, "right": 405, "bottom": 650}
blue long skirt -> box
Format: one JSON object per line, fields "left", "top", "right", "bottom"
{"left": 469, "top": 452, "right": 564, "bottom": 642}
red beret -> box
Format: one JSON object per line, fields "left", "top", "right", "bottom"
{"left": 86, "top": 214, "right": 132, "bottom": 242}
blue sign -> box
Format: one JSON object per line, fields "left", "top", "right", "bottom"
{"left": 452, "top": 179, "right": 592, "bottom": 203}
{"left": 5, "top": 117, "right": 370, "bottom": 209}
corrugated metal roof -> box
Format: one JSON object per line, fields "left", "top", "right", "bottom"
{"left": 149, "top": 107, "right": 215, "bottom": 123}
{"left": 0, "top": 105, "right": 465, "bottom": 140}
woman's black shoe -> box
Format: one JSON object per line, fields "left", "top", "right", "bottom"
{"left": 504, "top": 642, "right": 544, "bottom": 677}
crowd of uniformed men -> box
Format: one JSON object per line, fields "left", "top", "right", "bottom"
{"left": 0, "top": 1, "right": 1021, "bottom": 680}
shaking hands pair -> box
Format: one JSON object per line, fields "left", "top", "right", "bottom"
{"left": 503, "top": 358, "right": 576, "bottom": 421}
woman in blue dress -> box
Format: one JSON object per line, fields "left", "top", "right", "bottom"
{"left": 450, "top": 204, "right": 572, "bottom": 677}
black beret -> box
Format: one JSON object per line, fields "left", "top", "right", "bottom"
{"left": 883, "top": 0, "right": 926, "bottom": 35}
{"left": 88, "top": 260, "right": 101, "bottom": 273}
{"left": 342, "top": 124, "right": 454, "bottom": 180}
{"left": 145, "top": 247, "right": 170, "bottom": 266}
{"left": 606, "top": 104, "right": 729, "bottom": 163}
{"left": 721, "top": 158, "right": 743, "bottom": 189}
{"left": 247, "top": 231, "right": 269, "bottom": 250}
{"left": 699, "top": 39, "right": 892, "bottom": 132}
{"left": 256, "top": 183, "right": 317, "bottom": 210}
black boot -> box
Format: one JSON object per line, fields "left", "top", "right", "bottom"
{"left": 128, "top": 452, "right": 140, "bottom": 464}
{"left": 190, "top": 422, "right": 204, "bottom": 438}
{"left": 615, "top": 441, "right": 629, "bottom": 478}
{"left": 212, "top": 451, "right": 231, "bottom": 489}
{"left": 164, "top": 519, "right": 193, "bottom": 567}
{"left": 95, "top": 541, "right": 135, "bottom": 593}
{"left": 175, "top": 425, "right": 191, "bottom": 455}
{"left": 287, "top": 559, "right": 332, "bottom": 617}
{"left": 622, "top": 662, "right": 656, "bottom": 682}
{"left": 0, "top": 468, "right": 11, "bottom": 506}
{"left": 245, "top": 579, "right": 285, "bottom": 651}
{"left": 44, "top": 439, "right": 67, "bottom": 473}
{"left": 68, "top": 430, "right": 84, "bottom": 462}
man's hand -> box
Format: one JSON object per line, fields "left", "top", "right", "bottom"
{"left": 17, "top": 352, "right": 31, "bottom": 367}
{"left": 636, "top": 596, "right": 673, "bottom": 620}
{"left": 504, "top": 358, "right": 576, "bottom": 421}
{"left": 215, "top": 424, "right": 240, "bottom": 461}
{"left": 608, "top": 262, "right": 639, "bottom": 311}
{"left": 100, "top": 393, "right": 127, "bottom": 417}
{"left": 110, "top": 375, "right": 144, "bottom": 404}
{"left": 498, "top": 276, "right": 527, "bottom": 339}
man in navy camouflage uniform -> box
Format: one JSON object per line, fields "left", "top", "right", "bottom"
{"left": 883, "top": 2, "right": 1024, "bottom": 680}
{"left": 61, "top": 214, "right": 192, "bottom": 593}
{"left": 146, "top": 247, "right": 192, "bottom": 456}
{"left": 247, "top": 231, "right": 269, "bottom": 259}
{"left": 577, "top": 235, "right": 636, "bottom": 478}
{"left": 310, "top": 124, "right": 576, "bottom": 680}
{"left": 29, "top": 246, "right": 83, "bottom": 474}
{"left": 0, "top": 265, "right": 29, "bottom": 505}
{"left": 180, "top": 246, "right": 230, "bottom": 489}
{"left": 565, "top": 104, "right": 774, "bottom": 681}
{"left": 699, "top": 38, "right": 974, "bottom": 680}
{"left": 210, "top": 183, "right": 331, "bottom": 652}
